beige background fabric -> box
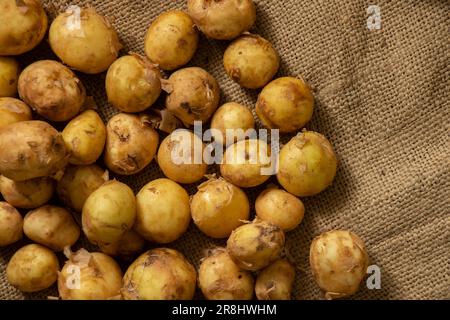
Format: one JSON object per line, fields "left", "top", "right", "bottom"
{"left": 1, "top": 0, "right": 449, "bottom": 300}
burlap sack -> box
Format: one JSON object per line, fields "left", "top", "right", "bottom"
{"left": 1, "top": 0, "right": 448, "bottom": 300}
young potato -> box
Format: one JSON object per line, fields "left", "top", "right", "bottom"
{"left": 255, "top": 259, "right": 295, "bottom": 300}
{"left": 187, "top": 0, "right": 256, "bottom": 40}
{"left": 199, "top": 248, "right": 254, "bottom": 300}
{"left": 0, "top": 121, "right": 69, "bottom": 181}
{"left": 62, "top": 110, "right": 106, "bottom": 165}
{"left": 210, "top": 102, "right": 255, "bottom": 146}
{"left": 0, "top": 0, "right": 48, "bottom": 55}
{"left": 106, "top": 54, "right": 162, "bottom": 113}
{"left": 18, "top": 60, "right": 86, "bottom": 122}
{"left": 6, "top": 244, "right": 59, "bottom": 292}
{"left": 310, "top": 230, "right": 369, "bottom": 300}
{"left": 82, "top": 180, "right": 136, "bottom": 246}
{"left": 256, "top": 77, "right": 314, "bottom": 133}
{"left": 98, "top": 230, "right": 146, "bottom": 259}
{"left": 0, "top": 175, "right": 54, "bottom": 209}
{"left": 191, "top": 177, "right": 250, "bottom": 238}
{"left": 157, "top": 130, "right": 208, "bottom": 184}
{"left": 164, "top": 67, "right": 220, "bottom": 125}
{"left": 57, "top": 164, "right": 108, "bottom": 212}
{"left": 227, "top": 220, "right": 285, "bottom": 271}
{"left": 58, "top": 248, "right": 123, "bottom": 300}
{"left": 255, "top": 187, "right": 305, "bottom": 231}
{"left": 144, "top": 10, "right": 198, "bottom": 71}
{"left": 135, "top": 178, "right": 190, "bottom": 244}
{"left": 49, "top": 6, "right": 122, "bottom": 74}
{"left": 0, "top": 202, "right": 23, "bottom": 246}
{"left": 0, "top": 57, "right": 20, "bottom": 97}
{"left": 122, "top": 248, "right": 197, "bottom": 300}
{"left": 224, "top": 34, "right": 280, "bottom": 89}
{"left": 0, "top": 98, "right": 32, "bottom": 128}
{"left": 277, "top": 131, "right": 337, "bottom": 197}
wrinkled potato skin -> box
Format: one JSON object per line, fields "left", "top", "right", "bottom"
{"left": 18, "top": 60, "right": 86, "bottom": 122}
{"left": 0, "top": 0, "right": 48, "bottom": 55}
{"left": 191, "top": 178, "right": 250, "bottom": 238}
{"left": 122, "top": 248, "right": 197, "bottom": 300}
{"left": 224, "top": 34, "right": 280, "bottom": 89}
{"left": 255, "top": 259, "right": 295, "bottom": 300}
{"left": 6, "top": 244, "right": 59, "bottom": 292}
{"left": 165, "top": 67, "right": 220, "bottom": 125}
{"left": 49, "top": 7, "right": 122, "bottom": 74}
{"left": 0, "top": 58, "right": 20, "bottom": 97}
{"left": 277, "top": 131, "right": 337, "bottom": 197}
{"left": 62, "top": 110, "right": 106, "bottom": 165}
{"left": 310, "top": 230, "right": 369, "bottom": 300}
{"left": 135, "top": 178, "right": 190, "bottom": 244}
{"left": 98, "top": 230, "right": 145, "bottom": 258}
{"left": 0, "top": 175, "right": 54, "bottom": 209}
{"left": 199, "top": 248, "right": 254, "bottom": 300}
{"left": 256, "top": 77, "right": 314, "bottom": 133}
{"left": 145, "top": 10, "right": 198, "bottom": 71}
{"left": 0, "top": 98, "right": 32, "bottom": 128}
{"left": 227, "top": 220, "right": 285, "bottom": 271}
{"left": 105, "top": 113, "right": 159, "bottom": 175}
{"left": 188, "top": 0, "right": 256, "bottom": 40}
{"left": 0, "top": 121, "right": 69, "bottom": 181}
{"left": 0, "top": 202, "right": 23, "bottom": 246}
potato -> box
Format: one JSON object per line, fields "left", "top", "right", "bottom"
{"left": 255, "top": 187, "right": 305, "bottom": 231}
{"left": 106, "top": 54, "right": 162, "bottom": 113}
{"left": 187, "top": 0, "right": 256, "bottom": 40}
{"left": 220, "top": 139, "right": 272, "bottom": 188}
{"left": 256, "top": 77, "right": 314, "bottom": 133}
{"left": 227, "top": 220, "right": 285, "bottom": 271}
{"left": 210, "top": 102, "right": 255, "bottom": 146}
{"left": 255, "top": 259, "right": 295, "bottom": 300}
{"left": 135, "top": 178, "right": 190, "bottom": 244}
{"left": 57, "top": 164, "right": 108, "bottom": 212}
{"left": 144, "top": 10, "right": 198, "bottom": 71}
{"left": 0, "top": 121, "right": 69, "bottom": 181}
{"left": 82, "top": 180, "right": 136, "bottom": 246}
{"left": 157, "top": 129, "right": 208, "bottom": 184}
{"left": 62, "top": 110, "right": 106, "bottom": 165}
{"left": 49, "top": 6, "right": 122, "bottom": 74}
{"left": 198, "top": 248, "right": 254, "bottom": 300}
{"left": 0, "top": 175, "right": 54, "bottom": 209}
{"left": 18, "top": 60, "right": 86, "bottom": 122}
{"left": 310, "top": 230, "right": 370, "bottom": 300}
{"left": 191, "top": 177, "right": 250, "bottom": 238}
{"left": 224, "top": 34, "right": 280, "bottom": 89}
{"left": 0, "top": 202, "right": 23, "bottom": 246}
{"left": 98, "top": 230, "right": 145, "bottom": 259}
{"left": 6, "top": 244, "right": 59, "bottom": 292}
{"left": 105, "top": 113, "right": 159, "bottom": 175}
{"left": 0, "top": 0, "right": 47, "bottom": 55}
{"left": 164, "top": 67, "right": 220, "bottom": 125}
{"left": 122, "top": 248, "right": 196, "bottom": 300}
{"left": 0, "top": 57, "right": 20, "bottom": 97}
{"left": 0, "top": 97, "right": 32, "bottom": 129}
{"left": 58, "top": 248, "right": 122, "bottom": 300}
{"left": 277, "top": 131, "right": 337, "bottom": 197}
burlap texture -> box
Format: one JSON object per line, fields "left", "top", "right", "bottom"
{"left": 0, "top": 0, "right": 449, "bottom": 300}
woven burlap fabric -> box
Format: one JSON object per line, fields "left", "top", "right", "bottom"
{"left": 1, "top": 0, "right": 449, "bottom": 300}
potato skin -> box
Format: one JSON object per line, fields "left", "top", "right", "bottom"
{"left": 0, "top": 175, "right": 54, "bottom": 209}
{"left": 145, "top": 10, "right": 198, "bottom": 71}
{"left": 256, "top": 77, "right": 314, "bottom": 133}
{"left": 0, "top": 0, "right": 48, "bottom": 55}
{"left": 18, "top": 60, "right": 86, "bottom": 122}
{"left": 310, "top": 230, "right": 369, "bottom": 300}
{"left": 6, "top": 244, "right": 59, "bottom": 292}
{"left": 0, "top": 57, "right": 20, "bottom": 97}
{"left": 0, "top": 121, "right": 69, "bottom": 181}
{"left": 0, "top": 202, "right": 23, "bottom": 246}
{"left": 255, "top": 259, "right": 295, "bottom": 300}
{"left": 98, "top": 230, "right": 145, "bottom": 258}
{"left": 0, "top": 98, "right": 32, "bottom": 129}
{"left": 122, "top": 248, "right": 197, "bottom": 300}
{"left": 224, "top": 34, "right": 280, "bottom": 89}
{"left": 277, "top": 131, "right": 337, "bottom": 197}
{"left": 105, "top": 113, "right": 159, "bottom": 175}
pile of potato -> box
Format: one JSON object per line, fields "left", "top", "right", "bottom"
{"left": 0, "top": 0, "right": 370, "bottom": 300}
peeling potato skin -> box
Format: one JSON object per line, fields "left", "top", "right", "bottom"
{"left": 18, "top": 60, "right": 86, "bottom": 122}
{"left": 122, "top": 248, "right": 197, "bottom": 300}
{"left": 0, "top": 201, "right": 23, "bottom": 247}
{"left": 0, "top": 0, "right": 48, "bottom": 55}
{"left": 0, "top": 97, "right": 32, "bottom": 129}
{"left": 98, "top": 229, "right": 145, "bottom": 259}
{"left": 309, "top": 230, "right": 369, "bottom": 300}
{"left": 0, "top": 58, "right": 20, "bottom": 97}
{"left": 255, "top": 259, "right": 295, "bottom": 300}
{"left": 0, "top": 175, "right": 54, "bottom": 209}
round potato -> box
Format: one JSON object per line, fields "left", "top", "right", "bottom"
{"left": 0, "top": 57, "right": 20, "bottom": 97}
{"left": 0, "top": 202, "right": 23, "bottom": 246}
{"left": 0, "top": 175, "right": 54, "bottom": 209}
{"left": 0, "top": 98, "right": 32, "bottom": 129}
{"left": 98, "top": 230, "right": 146, "bottom": 259}
{"left": 255, "top": 259, "right": 296, "bottom": 300}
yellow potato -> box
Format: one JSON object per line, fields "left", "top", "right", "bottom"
{"left": 255, "top": 259, "right": 295, "bottom": 300}
{"left": 0, "top": 175, "right": 54, "bottom": 209}
{"left": 0, "top": 57, "right": 20, "bottom": 97}
{"left": 0, "top": 98, "right": 32, "bottom": 129}
{"left": 0, "top": 202, "right": 23, "bottom": 246}
{"left": 98, "top": 230, "right": 146, "bottom": 259}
